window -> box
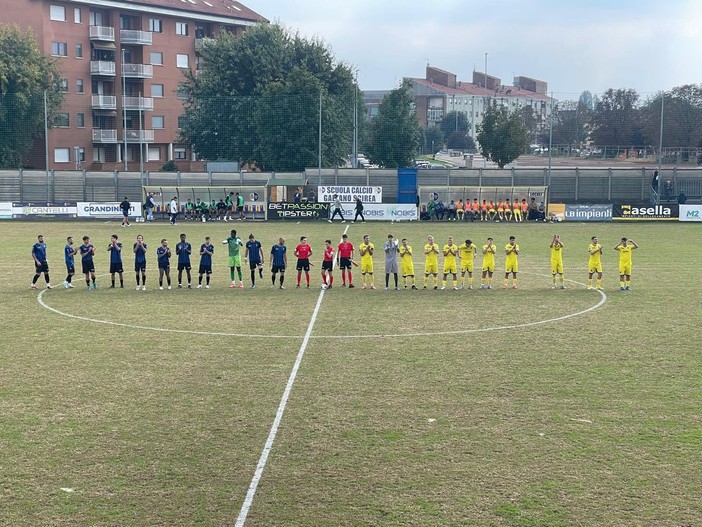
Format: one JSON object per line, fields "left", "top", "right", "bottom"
{"left": 151, "top": 84, "right": 164, "bottom": 97}
{"left": 149, "top": 18, "right": 162, "bottom": 32}
{"left": 150, "top": 51, "right": 163, "bottom": 66}
{"left": 55, "top": 113, "right": 70, "bottom": 127}
{"left": 119, "top": 15, "right": 131, "bottom": 30}
{"left": 147, "top": 146, "right": 161, "bottom": 161}
{"left": 151, "top": 115, "right": 164, "bottom": 129}
{"left": 75, "top": 43, "right": 83, "bottom": 58}
{"left": 176, "top": 22, "right": 188, "bottom": 36}
{"left": 76, "top": 79, "right": 84, "bottom": 93}
{"left": 74, "top": 7, "right": 81, "bottom": 23}
{"left": 176, "top": 85, "right": 188, "bottom": 100}
{"left": 176, "top": 54, "right": 189, "bottom": 68}
{"left": 50, "top": 5, "right": 66, "bottom": 21}
{"left": 174, "top": 147, "right": 187, "bottom": 160}
{"left": 89, "top": 10, "right": 103, "bottom": 26}
{"left": 77, "top": 113, "right": 85, "bottom": 128}
{"left": 54, "top": 148, "right": 70, "bottom": 163}
{"left": 51, "top": 41, "right": 68, "bottom": 57}
{"left": 59, "top": 79, "right": 68, "bottom": 92}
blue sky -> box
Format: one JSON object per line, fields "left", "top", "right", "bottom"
{"left": 250, "top": 0, "right": 700, "bottom": 99}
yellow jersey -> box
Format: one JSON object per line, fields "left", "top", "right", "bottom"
{"left": 359, "top": 242, "right": 374, "bottom": 263}
{"left": 588, "top": 243, "right": 602, "bottom": 267}
{"left": 424, "top": 243, "right": 439, "bottom": 264}
{"left": 550, "top": 243, "right": 563, "bottom": 263}
{"left": 459, "top": 243, "right": 477, "bottom": 263}
{"left": 505, "top": 243, "right": 519, "bottom": 267}
{"left": 399, "top": 245, "right": 413, "bottom": 260}
{"left": 482, "top": 244, "right": 496, "bottom": 267}
{"left": 616, "top": 245, "right": 634, "bottom": 266}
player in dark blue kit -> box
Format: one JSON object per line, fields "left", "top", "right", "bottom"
{"left": 270, "top": 237, "right": 287, "bottom": 289}
{"left": 63, "top": 236, "right": 76, "bottom": 288}
{"left": 133, "top": 234, "right": 148, "bottom": 290}
{"left": 107, "top": 234, "right": 124, "bottom": 288}
{"left": 30, "top": 234, "right": 52, "bottom": 290}
{"left": 197, "top": 236, "right": 214, "bottom": 289}
{"left": 175, "top": 233, "right": 192, "bottom": 288}
{"left": 244, "top": 233, "right": 264, "bottom": 288}
{"left": 157, "top": 238, "right": 172, "bottom": 290}
{"left": 79, "top": 235, "right": 97, "bottom": 290}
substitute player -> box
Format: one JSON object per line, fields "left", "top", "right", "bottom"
{"left": 223, "top": 229, "right": 244, "bottom": 288}
{"left": 423, "top": 235, "right": 440, "bottom": 289}
{"left": 442, "top": 236, "right": 459, "bottom": 290}
{"left": 459, "top": 238, "right": 477, "bottom": 289}
{"left": 504, "top": 235, "right": 519, "bottom": 288}
{"left": 175, "top": 233, "right": 192, "bottom": 288}
{"left": 399, "top": 238, "right": 417, "bottom": 289}
{"left": 270, "top": 237, "right": 287, "bottom": 289}
{"left": 321, "top": 239, "right": 335, "bottom": 289}
{"left": 133, "top": 234, "right": 147, "bottom": 290}
{"left": 359, "top": 234, "right": 375, "bottom": 289}
{"left": 513, "top": 199, "right": 522, "bottom": 222}
{"left": 614, "top": 237, "right": 638, "bottom": 290}
{"left": 79, "top": 235, "right": 97, "bottom": 290}
{"left": 295, "top": 236, "right": 312, "bottom": 288}
{"left": 30, "top": 234, "right": 52, "bottom": 290}
{"left": 550, "top": 234, "right": 565, "bottom": 289}
{"left": 587, "top": 236, "right": 604, "bottom": 290}
{"left": 197, "top": 236, "right": 214, "bottom": 289}
{"left": 107, "top": 234, "right": 124, "bottom": 288}
{"left": 63, "top": 236, "right": 76, "bottom": 288}
{"left": 337, "top": 233, "right": 355, "bottom": 288}
{"left": 480, "top": 237, "right": 496, "bottom": 289}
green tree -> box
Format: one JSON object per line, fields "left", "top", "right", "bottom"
{"left": 551, "top": 99, "right": 591, "bottom": 147}
{"left": 439, "top": 111, "right": 469, "bottom": 136}
{"left": 641, "top": 85, "right": 702, "bottom": 158}
{"left": 419, "top": 126, "right": 444, "bottom": 155}
{"left": 366, "top": 80, "right": 420, "bottom": 168}
{"left": 476, "top": 103, "right": 529, "bottom": 168}
{"left": 589, "top": 88, "right": 643, "bottom": 146}
{"left": 0, "top": 24, "right": 64, "bottom": 168}
{"left": 179, "top": 24, "right": 357, "bottom": 171}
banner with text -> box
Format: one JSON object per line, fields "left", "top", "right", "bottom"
{"left": 268, "top": 202, "right": 329, "bottom": 220}
{"left": 679, "top": 204, "right": 702, "bottom": 222}
{"left": 11, "top": 202, "right": 78, "bottom": 219}
{"left": 318, "top": 186, "right": 383, "bottom": 203}
{"left": 564, "top": 204, "right": 612, "bottom": 222}
{"left": 614, "top": 204, "right": 678, "bottom": 220}
{"left": 0, "top": 202, "right": 12, "bottom": 219}
{"left": 77, "top": 202, "right": 139, "bottom": 219}
{"left": 335, "top": 203, "right": 417, "bottom": 221}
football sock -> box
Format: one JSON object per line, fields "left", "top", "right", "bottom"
{"left": 230, "top": 268, "right": 235, "bottom": 281}
{"left": 596, "top": 279, "right": 602, "bottom": 288}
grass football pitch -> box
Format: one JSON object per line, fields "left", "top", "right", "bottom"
{"left": 1, "top": 218, "right": 701, "bottom": 526}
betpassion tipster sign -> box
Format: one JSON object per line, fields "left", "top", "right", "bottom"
{"left": 267, "top": 202, "right": 329, "bottom": 219}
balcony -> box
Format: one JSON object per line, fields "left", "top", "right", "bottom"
{"left": 120, "top": 29, "right": 152, "bottom": 46}
{"left": 123, "top": 130, "right": 155, "bottom": 143}
{"left": 90, "top": 61, "right": 116, "bottom": 76}
{"left": 90, "top": 25, "right": 115, "bottom": 41}
{"left": 122, "top": 63, "right": 153, "bottom": 79}
{"left": 194, "top": 37, "right": 214, "bottom": 53}
{"left": 123, "top": 96, "right": 154, "bottom": 111}
{"left": 91, "top": 95, "right": 117, "bottom": 110}
{"left": 92, "top": 129, "right": 118, "bottom": 143}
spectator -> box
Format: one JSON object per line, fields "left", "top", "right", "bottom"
{"left": 293, "top": 188, "right": 302, "bottom": 204}
{"left": 651, "top": 170, "right": 659, "bottom": 190}
{"left": 427, "top": 200, "right": 436, "bottom": 220}
{"left": 528, "top": 198, "right": 538, "bottom": 220}
{"left": 446, "top": 200, "right": 457, "bottom": 221}
{"left": 664, "top": 180, "right": 674, "bottom": 200}
{"left": 537, "top": 202, "right": 546, "bottom": 221}
{"left": 435, "top": 201, "right": 445, "bottom": 221}
{"left": 678, "top": 191, "right": 687, "bottom": 205}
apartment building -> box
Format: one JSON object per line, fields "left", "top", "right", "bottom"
{"left": 3, "top": 0, "right": 265, "bottom": 170}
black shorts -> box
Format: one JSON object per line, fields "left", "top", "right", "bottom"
{"left": 35, "top": 261, "right": 49, "bottom": 274}
{"left": 271, "top": 265, "right": 285, "bottom": 273}
{"left": 339, "top": 257, "right": 352, "bottom": 269}
{"left": 65, "top": 264, "right": 75, "bottom": 275}
{"left": 236, "top": 205, "right": 244, "bottom": 212}
{"left": 122, "top": 212, "right": 129, "bottom": 218}
{"left": 158, "top": 263, "right": 170, "bottom": 271}
{"left": 249, "top": 260, "right": 261, "bottom": 270}
{"left": 177, "top": 263, "right": 191, "bottom": 271}
{"left": 110, "top": 263, "right": 123, "bottom": 274}
{"left": 322, "top": 260, "right": 333, "bottom": 271}
{"left": 82, "top": 261, "right": 95, "bottom": 275}
{"left": 226, "top": 204, "right": 233, "bottom": 212}
{"left": 296, "top": 258, "right": 310, "bottom": 271}
{"left": 134, "top": 263, "right": 146, "bottom": 272}
{"left": 198, "top": 264, "right": 212, "bottom": 275}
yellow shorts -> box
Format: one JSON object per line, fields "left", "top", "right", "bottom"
{"left": 551, "top": 262, "right": 563, "bottom": 274}
{"left": 505, "top": 263, "right": 518, "bottom": 274}
{"left": 619, "top": 264, "right": 632, "bottom": 276}
{"left": 361, "top": 261, "right": 374, "bottom": 274}
{"left": 401, "top": 263, "right": 415, "bottom": 277}
{"left": 589, "top": 265, "right": 603, "bottom": 274}
{"left": 482, "top": 264, "right": 494, "bottom": 273}
{"left": 461, "top": 260, "right": 474, "bottom": 273}
{"left": 425, "top": 261, "right": 439, "bottom": 275}
{"left": 513, "top": 209, "right": 522, "bottom": 218}
{"left": 443, "top": 262, "right": 457, "bottom": 274}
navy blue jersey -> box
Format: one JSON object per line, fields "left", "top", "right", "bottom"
{"left": 134, "top": 242, "right": 147, "bottom": 265}
{"left": 271, "top": 244, "right": 287, "bottom": 267}
{"left": 79, "top": 243, "right": 94, "bottom": 263}
{"left": 64, "top": 244, "right": 75, "bottom": 266}
{"left": 157, "top": 246, "right": 171, "bottom": 266}
{"left": 176, "top": 241, "right": 192, "bottom": 265}
{"left": 199, "top": 243, "right": 214, "bottom": 267}
{"left": 246, "top": 240, "right": 262, "bottom": 264}
{"left": 108, "top": 242, "right": 123, "bottom": 264}
{"left": 32, "top": 242, "right": 47, "bottom": 263}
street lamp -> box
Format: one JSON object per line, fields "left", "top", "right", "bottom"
{"left": 121, "top": 48, "right": 128, "bottom": 171}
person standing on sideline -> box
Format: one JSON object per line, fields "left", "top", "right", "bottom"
{"left": 223, "top": 229, "right": 244, "bottom": 288}
{"left": 175, "top": 233, "right": 192, "bottom": 288}
{"left": 352, "top": 196, "right": 365, "bottom": 223}
{"left": 236, "top": 192, "right": 245, "bottom": 220}
{"left": 79, "top": 235, "right": 97, "bottom": 290}
{"left": 614, "top": 237, "right": 638, "bottom": 290}
{"left": 270, "top": 237, "right": 287, "bottom": 289}
{"left": 107, "top": 234, "right": 124, "bottom": 288}
{"left": 328, "top": 194, "right": 346, "bottom": 223}
{"left": 337, "top": 233, "right": 355, "bottom": 287}
{"left": 133, "top": 234, "right": 148, "bottom": 290}
{"left": 423, "top": 235, "right": 440, "bottom": 289}
{"left": 550, "top": 234, "right": 565, "bottom": 289}
{"left": 503, "top": 235, "right": 519, "bottom": 288}
{"left": 169, "top": 196, "right": 179, "bottom": 225}
{"left": 480, "top": 237, "right": 496, "bottom": 289}
{"left": 197, "top": 236, "right": 214, "bottom": 289}
{"left": 145, "top": 192, "right": 156, "bottom": 222}
{"left": 63, "top": 236, "right": 76, "bottom": 288}
{"left": 587, "top": 236, "right": 604, "bottom": 290}
{"left": 399, "top": 238, "right": 417, "bottom": 289}
{"left": 119, "top": 197, "right": 131, "bottom": 227}
{"left": 157, "top": 238, "right": 172, "bottom": 290}
{"left": 30, "top": 234, "right": 52, "bottom": 290}
{"left": 294, "top": 235, "right": 313, "bottom": 288}
{"left": 244, "top": 233, "right": 264, "bottom": 288}
{"left": 359, "top": 234, "right": 375, "bottom": 289}
{"left": 459, "top": 238, "right": 477, "bottom": 289}
{"left": 442, "top": 236, "right": 459, "bottom": 290}
{"left": 293, "top": 188, "right": 302, "bottom": 204}
{"left": 224, "top": 192, "right": 234, "bottom": 222}
{"left": 321, "top": 239, "right": 335, "bottom": 289}
{"left": 383, "top": 234, "right": 400, "bottom": 290}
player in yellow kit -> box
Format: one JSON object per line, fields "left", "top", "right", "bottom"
{"left": 359, "top": 234, "right": 375, "bottom": 289}
{"left": 587, "top": 235, "right": 604, "bottom": 290}
{"left": 480, "top": 237, "right": 496, "bottom": 289}
{"left": 423, "top": 235, "right": 440, "bottom": 289}
{"left": 549, "top": 234, "right": 565, "bottom": 289}
{"left": 512, "top": 199, "right": 522, "bottom": 222}
{"left": 441, "top": 236, "right": 459, "bottom": 290}
{"left": 503, "top": 235, "right": 519, "bottom": 288}
{"left": 459, "top": 238, "right": 477, "bottom": 289}
{"left": 614, "top": 237, "right": 638, "bottom": 290}
{"left": 399, "top": 238, "right": 417, "bottom": 289}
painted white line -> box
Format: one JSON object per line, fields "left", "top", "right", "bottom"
{"left": 234, "top": 224, "right": 349, "bottom": 527}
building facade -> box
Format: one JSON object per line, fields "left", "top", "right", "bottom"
{"left": 3, "top": 0, "right": 265, "bottom": 171}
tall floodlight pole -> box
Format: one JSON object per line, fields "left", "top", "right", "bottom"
{"left": 656, "top": 94, "right": 664, "bottom": 203}
{"left": 352, "top": 69, "right": 358, "bottom": 168}
{"left": 122, "top": 48, "right": 128, "bottom": 171}
{"left": 44, "top": 90, "right": 50, "bottom": 185}
{"left": 139, "top": 91, "right": 144, "bottom": 178}
{"left": 547, "top": 94, "right": 554, "bottom": 188}
{"left": 318, "top": 90, "right": 322, "bottom": 186}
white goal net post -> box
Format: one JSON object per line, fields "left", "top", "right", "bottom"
{"left": 142, "top": 185, "right": 268, "bottom": 220}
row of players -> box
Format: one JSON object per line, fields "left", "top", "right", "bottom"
{"left": 30, "top": 230, "right": 639, "bottom": 292}
{"left": 427, "top": 197, "right": 546, "bottom": 222}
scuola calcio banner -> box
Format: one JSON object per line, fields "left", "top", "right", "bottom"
{"left": 317, "top": 186, "right": 382, "bottom": 203}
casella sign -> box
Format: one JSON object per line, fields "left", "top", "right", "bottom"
{"left": 620, "top": 204, "right": 676, "bottom": 219}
